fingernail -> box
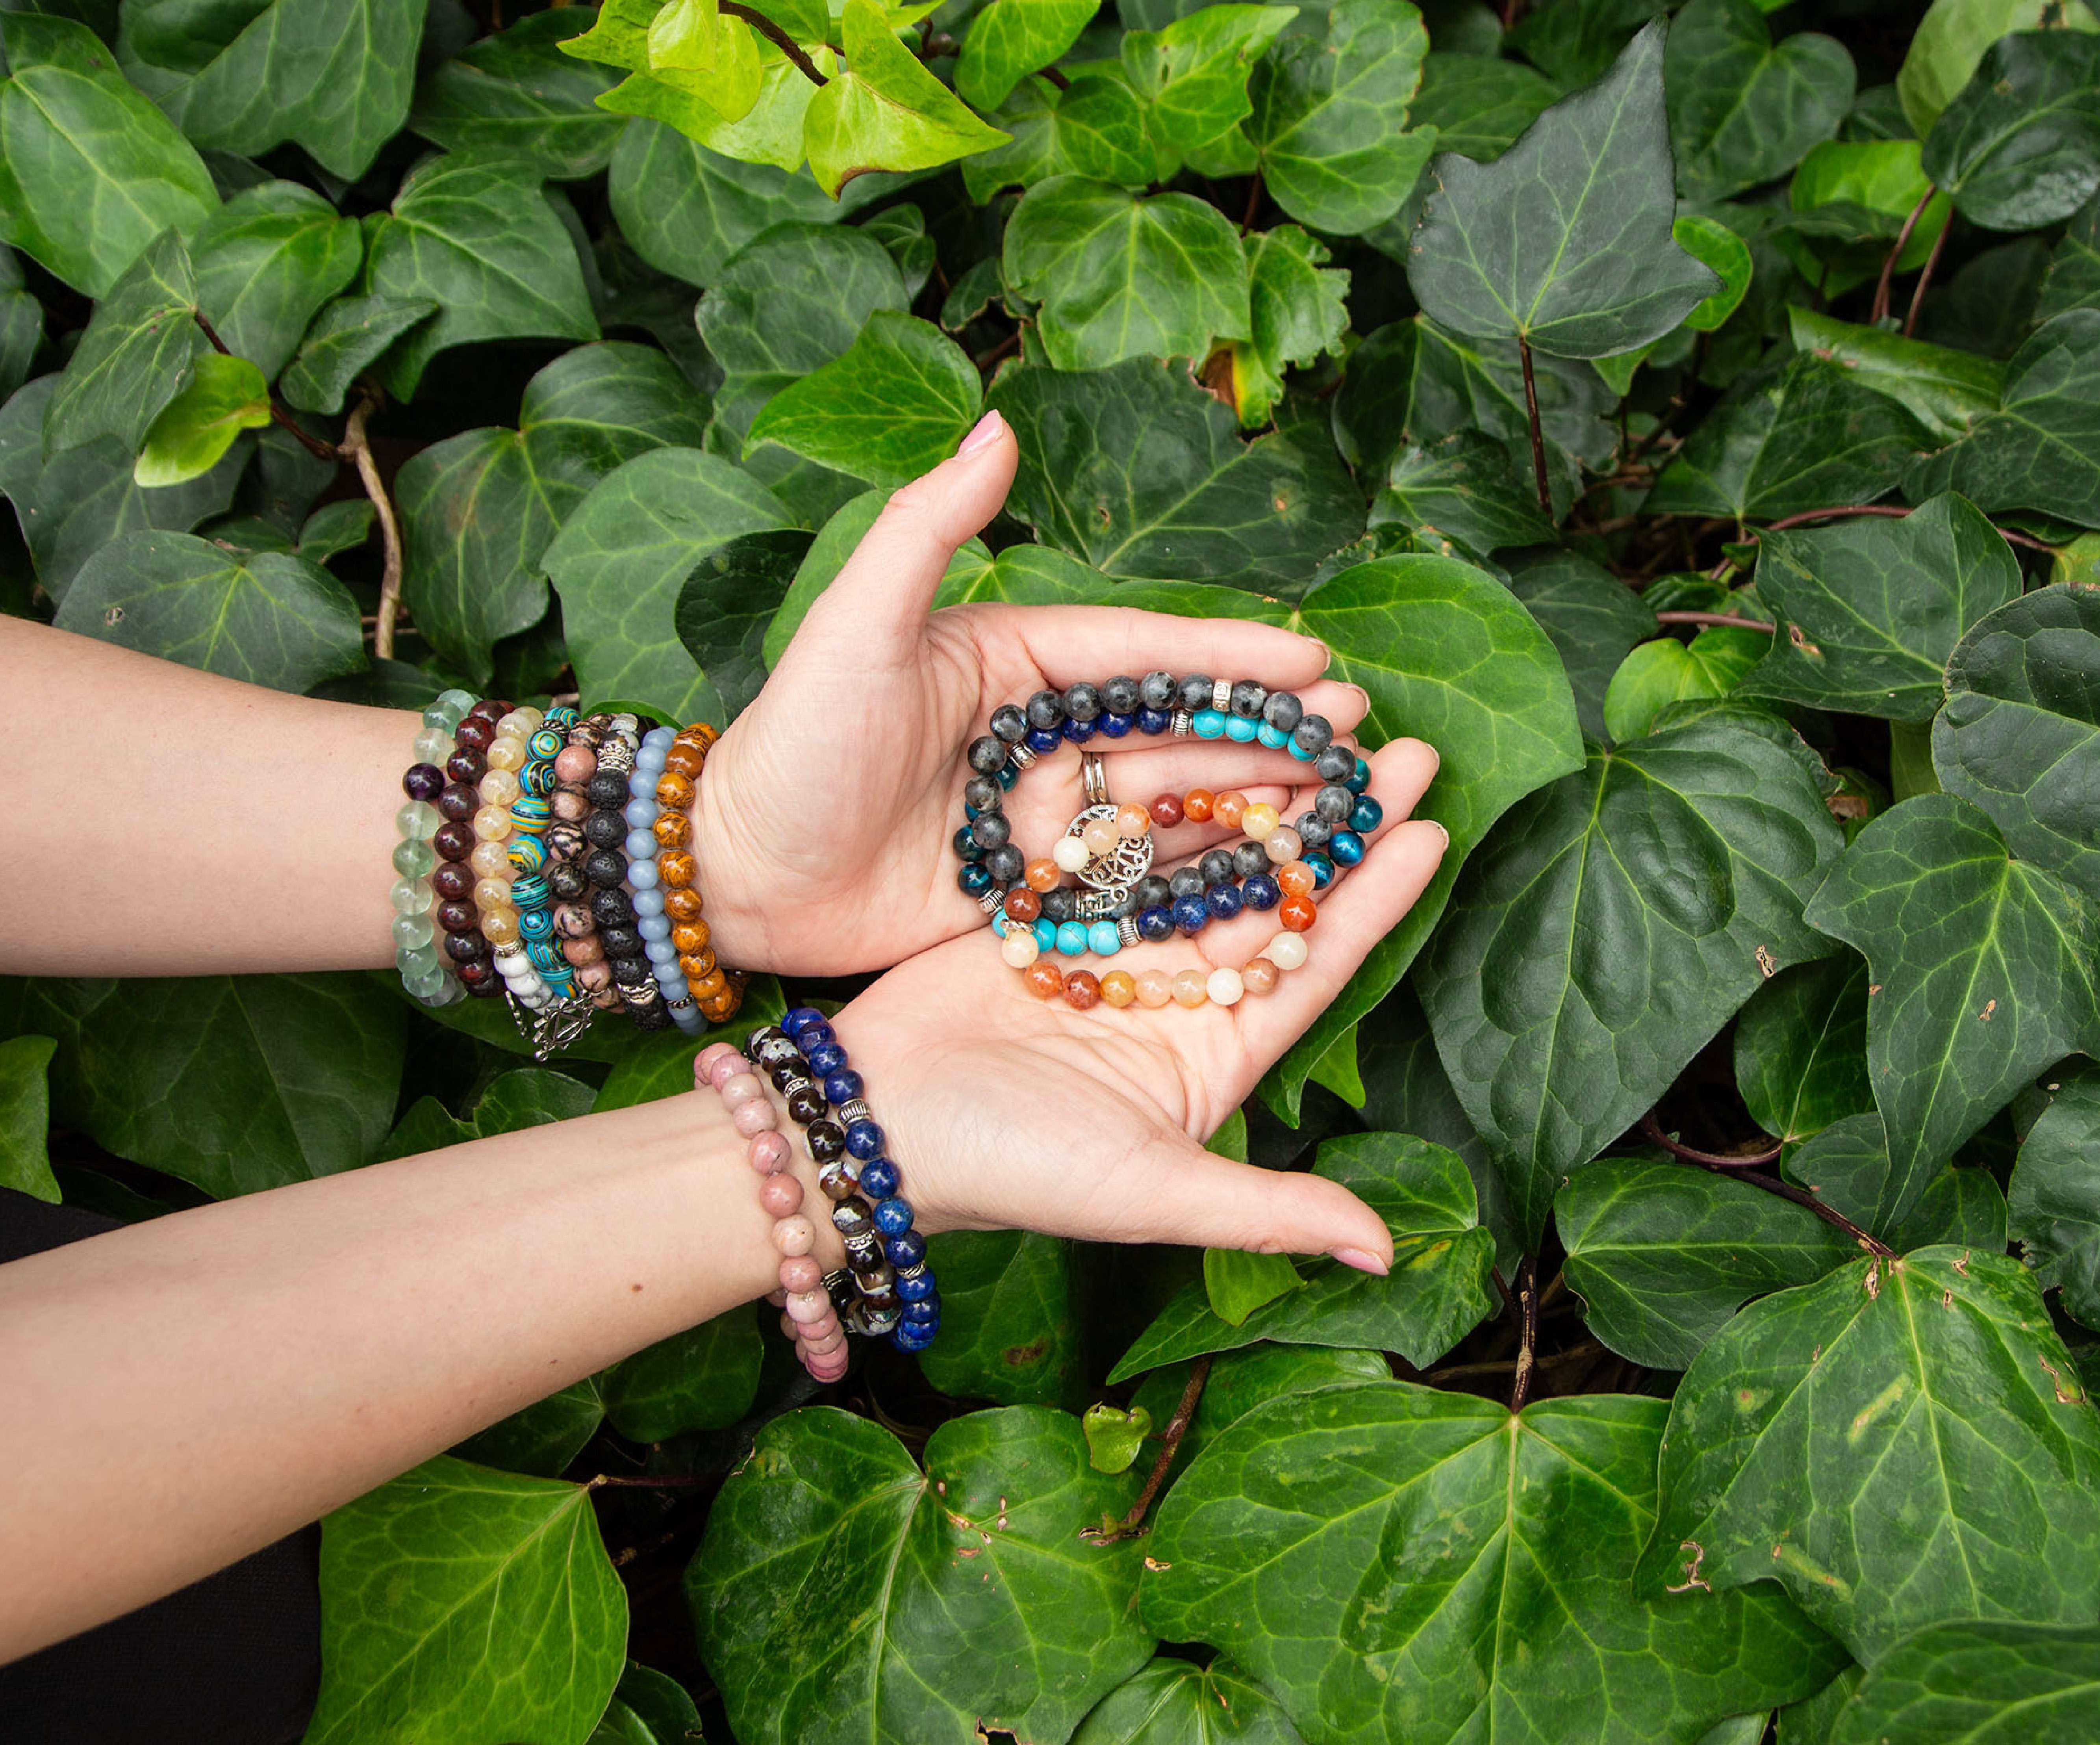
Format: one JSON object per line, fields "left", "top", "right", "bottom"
{"left": 1312, "top": 639, "right": 1333, "bottom": 672}
{"left": 1426, "top": 820, "right": 1451, "bottom": 852}
{"left": 1330, "top": 1246, "right": 1389, "bottom": 1276}
{"left": 957, "top": 410, "right": 1005, "bottom": 458}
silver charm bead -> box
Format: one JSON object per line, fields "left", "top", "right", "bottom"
{"left": 1172, "top": 709, "right": 1194, "bottom": 737}
{"left": 780, "top": 1074, "right": 816, "bottom": 1101}
{"left": 978, "top": 885, "right": 1008, "bottom": 915}
{"left": 1118, "top": 916, "right": 1141, "bottom": 948}
{"left": 1211, "top": 677, "right": 1233, "bottom": 712}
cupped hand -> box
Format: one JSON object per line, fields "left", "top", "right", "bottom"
{"left": 690, "top": 412, "right": 1375, "bottom": 977}
{"left": 822, "top": 737, "right": 1447, "bottom": 1267}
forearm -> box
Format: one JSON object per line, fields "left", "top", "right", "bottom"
{"left": 3, "top": 618, "right": 414, "bottom": 977}
{"left": 0, "top": 1087, "right": 823, "bottom": 1661}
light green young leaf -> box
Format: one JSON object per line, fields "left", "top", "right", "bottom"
{"left": 133, "top": 351, "right": 272, "bottom": 487}
{"left": 804, "top": 0, "right": 1010, "bottom": 196}
{"left": 1602, "top": 627, "right": 1765, "bottom": 742}
{"left": 0, "top": 1034, "right": 59, "bottom": 1204}
{"left": 1676, "top": 213, "right": 1755, "bottom": 332}
{"left": 1082, "top": 1404, "right": 1154, "bottom": 1478}
{"left": 1123, "top": 2, "right": 1296, "bottom": 161}
{"left": 956, "top": 0, "right": 1100, "bottom": 111}
{"left": 1224, "top": 223, "right": 1347, "bottom": 423}
{"left": 1203, "top": 1248, "right": 1306, "bottom": 1326}
{"left": 43, "top": 228, "right": 202, "bottom": 459}
{"left": 963, "top": 70, "right": 1157, "bottom": 197}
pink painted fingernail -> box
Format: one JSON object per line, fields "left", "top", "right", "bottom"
{"left": 957, "top": 410, "right": 1005, "bottom": 458}
{"left": 1331, "top": 1246, "right": 1390, "bottom": 1276}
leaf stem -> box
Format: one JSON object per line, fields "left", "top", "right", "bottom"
{"left": 1870, "top": 185, "right": 1934, "bottom": 328}
{"left": 1085, "top": 1352, "right": 1212, "bottom": 1544}
{"left": 1745, "top": 505, "right": 2055, "bottom": 554}
{"left": 1638, "top": 1109, "right": 1782, "bottom": 1169}
{"left": 1904, "top": 210, "right": 1951, "bottom": 339}
{"left": 1654, "top": 610, "right": 1774, "bottom": 633}
{"left": 1039, "top": 65, "right": 1071, "bottom": 90}
{"left": 343, "top": 395, "right": 406, "bottom": 662}
{"left": 1517, "top": 335, "right": 1551, "bottom": 517}
{"left": 1508, "top": 1257, "right": 1538, "bottom": 1413}
{"left": 1639, "top": 1112, "right": 1894, "bottom": 1256}
{"left": 192, "top": 310, "right": 341, "bottom": 465}
{"left": 721, "top": 1, "right": 828, "bottom": 83}
{"left": 1241, "top": 171, "right": 1264, "bottom": 232}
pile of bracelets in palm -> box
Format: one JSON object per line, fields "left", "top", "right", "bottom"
{"left": 390, "top": 688, "right": 746, "bottom": 1052}
{"left": 951, "top": 671, "right": 1380, "bottom": 1010}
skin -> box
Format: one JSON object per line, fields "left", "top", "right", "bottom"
{"left": 0, "top": 412, "right": 1446, "bottom": 1662}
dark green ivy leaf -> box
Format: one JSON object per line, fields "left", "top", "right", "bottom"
{"left": 2009, "top": 1068, "right": 2100, "bottom": 1331}
{"left": 1408, "top": 22, "right": 1722, "bottom": 359}
{"left": 1147, "top": 1383, "right": 1844, "bottom": 1745}
{"left": 1785, "top": 309, "right": 2005, "bottom": 442}
{"left": 963, "top": 71, "right": 1157, "bottom": 198}
{"left": 1639, "top": 1248, "right": 2100, "bottom": 1662}
{"left": 1408, "top": 50, "right": 1558, "bottom": 163}
{"left": 1504, "top": 546, "right": 1661, "bottom": 744}
{"left": 1418, "top": 718, "right": 1846, "bottom": 1246}
{"left": 43, "top": 228, "right": 202, "bottom": 459}
{"left": 1368, "top": 430, "right": 1555, "bottom": 558}
{"left": 1782, "top": 1111, "right": 2010, "bottom": 1254}
{"left": 1507, "top": 0, "right": 1666, "bottom": 88}
{"left": 411, "top": 9, "right": 626, "bottom": 181}
{"left": 1071, "top": 1658, "right": 1305, "bottom": 1745}
{"left": 917, "top": 1230, "right": 1086, "bottom": 1409}
{"left": 1802, "top": 794, "right": 2100, "bottom": 1231}
{"left": 601, "top": 1308, "right": 763, "bottom": 1441}
{"left": 1733, "top": 953, "right": 1876, "bottom": 1144}
{"left": 0, "top": 1033, "right": 59, "bottom": 1204}
{"left": 673, "top": 527, "right": 812, "bottom": 718}
{"left": 2038, "top": 189, "right": 2100, "bottom": 322}
{"left": 1923, "top": 29, "right": 2100, "bottom": 233}
{"left": 1665, "top": 0, "right": 1854, "bottom": 203}
{"left": 1828, "top": 1618, "right": 2100, "bottom": 1745}
{"left": 278, "top": 293, "right": 438, "bottom": 416}
{"left": 190, "top": 180, "right": 363, "bottom": 381}
{"left": 1228, "top": 222, "right": 1349, "bottom": 425}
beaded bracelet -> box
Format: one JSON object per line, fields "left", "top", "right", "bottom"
{"left": 654, "top": 728, "right": 747, "bottom": 1027}
{"left": 627, "top": 724, "right": 716, "bottom": 1036}
{"left": 392, "top": 686, "right": 482, "bottom": 1005}
{"left": 435, "top": 697, "right": 525, "bottom": 999}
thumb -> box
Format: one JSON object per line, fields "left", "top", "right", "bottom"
{"left": 798, "top": 410, "right": 1019, "bottom": 652}
{"left": 1110, "top": 1129, "right": 1395, "bottom": 1274}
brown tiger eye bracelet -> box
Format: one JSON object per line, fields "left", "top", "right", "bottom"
{"left": 653, "top": 723, "right": 745, "bottom": 1025}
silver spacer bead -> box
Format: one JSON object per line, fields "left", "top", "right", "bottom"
{"left": 1118, "top": 915, "right": 1141, "bottom": 948}
{"left": 1172, "top": 709, "right": 1194, "bottom": 738}
{"left": 492, "top": 940, "right": 526, "bottom": 962}
{"left": 838, "top": 1097, "right": 873, "bottom": 1126}
{"left": 1211, "top": 677, "right": 1233, "bottom": 713}
{"left": 666, "top": 994, "right": 695, "bottom": 1012}
{"left": 780, "top": 1074, "right": 816, "bottom": 1101}
{"left": 1008, "top": 741, "right": 1036, "bottom": 770}
{"left": 978, "top": 885, "right": 1008, "bottom": 916}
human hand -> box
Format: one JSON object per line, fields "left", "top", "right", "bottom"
{"left": 689, "top": 412, "right": 1375, "bottom": 977}
{"left": 817, "top": 736, "right": 1446, "bottom": 1267}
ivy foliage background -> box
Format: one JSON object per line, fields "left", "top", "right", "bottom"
{"left": 6, "top": 0, "right": 2100, "bottom": 1736}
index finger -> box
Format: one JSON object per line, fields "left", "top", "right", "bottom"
{"left": 983, "top": 603, "right": 1331, "bottom": 695}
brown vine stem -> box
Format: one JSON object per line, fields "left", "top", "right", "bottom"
{"left": 1517, "top": 335, "right": 1551, "bottom": 516}
{"left": 1655, "top": 610, "right": 1774, "bottom": 633}
{"left": 586, "top": 1473, "right": 715, "bottom": 1491}
{"left": 720, "top": 2, "right": 827, "bottom": 83}
{"left": 1640, "top": 1112, "right": 1894, "bottom": 1256}
{"left": 1508, "top": 1257, "right": 1539, "bottom": 1413}
{"left": 1039, "top": 64, "right": 1071, "bottom": 90}
{"left": 1639, "top": 1109, "right": 1782, "bottom": 1169}
{"left": 1084, "top": 1353, "right": 1212, "bottom": 1544}
{"left": 1869, "top": 184, "right": 1935, "bottom": 328}
{"left": 1241, "top": 171, "right": 1264, "bottom": 232}
{"left": 1905, "top": 207, "right": 1951, "bottom": 339}
{"left": 343, "top": 395, "right": 406, "bottom": 661}
{"left": 191, "top": 310, "right": 341, "bottom": 464}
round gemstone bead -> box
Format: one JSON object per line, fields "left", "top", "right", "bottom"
{"left": 1207, "top": 967, "right": 1245, "bottom": 1006}
{"left": 1100, "top": 970, "right": 1136, "bottom": 1007}
{"left": 1063, "top": 970, "right": 1102, "bottom": 1010}
{"left": 1171, "top": 894, "right": 1209, "bottom": 935}
{"left": 874, "top": 1197, "right": 915, "bottom": 1235}
{"left": 1350, "top": 796, "right": 1384, "bottom": 833}
{"left": 1306, "top": 850, "right": 1336, "bottom": 887}
{"left": 403, "top": 763, "right": 445, "bottom": 802}
{"left": 1005, "top": 888, "right": 1041, "bottom": 923}
{"left": 1087, "top": 920, "right": 1121, "bottom": 955}
{"left": 1183, "top": 789, "right": 1215, "bottom": 823}
{"left": 1026, "top": 726, "right": 1063, "bottom": 755}
{"left": 861, "top": 1159, "right": 900, "bottom": 1199}
{"left": 1206, "top": 883, "right": 1243, "bottom": 921}
{"left": 1053, "top": 835, "right": 1091, "bottom": 873}
{"left": 1258, "top": 722, "right": 1289, "bottom": 749}
{"left": 1193, "top": 708, "right": 1227, "bottom": 738}
{"left": 846, "top": 1121, "right": 884, "bottom": 1160}
{"left": 413, "top": 726, "right": 454, "bottom": 764}
{"left": 1265, "top": 826, "right": 1305, "bottom": 863}
{"left": 1099, "top": 713, "right": 1133, "bottom": 738}
{"left": 1328, "top": 829, "right": 1365, "bottom": 866}
{"left": 1214, "top": 791, "right": 1247, "bottom": 829}
{"left": 391, "top": 877, "right": 434, "bottom": 915}
{"left": 1138, "top": 708, "right": 1172, "bottom": 734}
{"left": 1267, "top": 931, "right": 1310, "bottom": 972}
{"left": 1171, "top": 969, "right": 1209, "bottom": 1007}
{"left": 1082, "top": 817, "right": 1120, "bottom": 857}
{"left": 1024, "top": 858, "right": 1061, "bottom": 892}
{"left": 1056, "top": 920, "right": 1088, "bottom": 957}
{"left": 1137, "top": 906, "right": 1175, "bottom": 943}
{"left": 1243, "top": 872, "right": 1281, "bottom": 911}
{"left": 1243, "top": 956, "right": 1280, "bottom": 994}
{"left": 1277, "top": 860, "right": 1317, "bottom": 897}
{"left": 393, "top": 838, "right": 437, "bottom": 878}
{"left": 1279, "top": 895, "right": 1317, "bottom": 931}
{"left": 1150, "top": 793, "right": 1184, "bottom": 829}
{"left": 1025, "top": 959, "right": 1064, "bottom": 998}
{"left": 1241, "top": 801, "right": 1279, "bottom": 839}
{"left": 958, "top": 863, "right": 993, "bottom": 896}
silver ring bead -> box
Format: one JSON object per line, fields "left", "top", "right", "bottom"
{"left": 1082, "top": 751, "right": 1110, "bottom": 807}
{"left": 1211, "top": 677, "right": 1233, "bottom": 713}
{"left": 1118, "top": 916, "right": 1141, "bottom": 948}
{"left": 978, "top": 886, "right": 1008, "bottom": 915}
{"left": 1008, "top": 742, "right": 1036, "bottom": 770}
{"left": 1172, "top": 709, "right": 1194, "bottom": 738}
{"left": 837, "top": 1097, "right": 873, "bottom": 1126}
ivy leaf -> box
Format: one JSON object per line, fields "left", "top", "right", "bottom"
{"left": 2039, "top": 189, "right": 2100, "bottom": 321}
{"left": 988, "top": 355, "right": 1364, "bottom": 595}
{"left": 122, "top": 0, "right": 426, "bottom": 182}
{"left": 1645, "top": 354, "right": 1933, "bottom": 523}
{"left": 1235, "top": 0, "right": 1427, "bottom": 235}
{"left": 1147, "top": 1383, "right": 1843, "bottom": 1745}
{"left": 132, "top": 351, "right": 273, "bottom": 487}
{"left": 1270, "top": 551, "right": 1586, "bottom": 1119}
{"left": 689, "top": 1406, "right": 1153, "bottom": 1745}
{"left": 54, "top": 529, "right": 363, "bottom": 692}
{"left": 1003, "top": 176, "right": 1249, "bottom": 371}
{"left": 1665, "top": 0, "right": 1854, "bottom": 202}
{"left": 0, "top": 268, "right": 41, "bottom": 406}
{"left": 543, "top": 447, "right": 792, "bottom": 719}
{"left": 804, "top": 0, "right": 1010, "bottom": 197}
{"left": 1739, "top": 493, "right": 2022, "bottom": 724}
{"left": 673, "top": 527, "right": 812, "bottom": 718}
{"left": 0, "top": 375, "right": 245, "bottom": 602}
{"left": 601, "top": 1309, "right": 762, "bottom": 1440}
{"left": 1924, "top": 30, "right": 2100, "bottom": 232}
{"left": 602, "top": 35, "right": 829, "bottom": 172}
{"left": 1418, "top": 719, "right": 1846, "bottom": 1246}
{"left": 189, "top": 182, "right": 363, "bottom": 384}
{"left": 362, "top": 152, "right": 599, "bottom": 402}
{"left": 917, "top": 1230, "right": 1086, "bottom": 1409}
{"left": 1507, "top": 0, "right": 1666, "bottom": 87}
{"left": 1108, "top": 1134, "right": 1498, "bottom": 1380}
{"left": 1203, "top": 1247, "right": 1306, "bottom": 1326}
{"left": 1782, "top": 1112, "right": 2010, "bottom": 1253}
{"left": 1556, "top": 1158, "right": 1860, "bottom": 1369}
{"left": 1071, "top": 1658, "right": 1306, "bottom": 1745}
{"left": 1505, "top": 546, "right": 1660, "bottom": 745}
{"left": 963, "top": 72, "right": 1157, "bottom": 198}
{"left": 1602, "top": 627, "right": 1767, "bottom": 742}
{"left": 1802, "top": 795, "right": 2100, "bottom": 1229}
{"left": 2009, "top": 1068, "right": 2100, "bottom": 1331}
{"left": 279, "top": 293, "right": 438, "bottom": 415}
{"left": 1782, "top": 139, "right": 1951, "bottom": 296}
{"left": 1935, "top": 583, "right": 2100, "bottom": 901}
{"left": 956, "top": 0, "right": 1100, "bottom": 111}
{"left": 1639, "top": 1248, "right": 2100, "bottom": 1661}
{"left": 396, "top": 342, "right": 708, "bottom": 686}
{"left": 410, "top": 10, "right": 626, "bottom": 181}
{"left": 1733, "top": 954, "right": 1876, "bottom": 1145}
{"left": 1121, "top": 4, "right": 1294, "bottom": 164}
{"left": 1828, "top": 1618, "right": 2100, "bottom": 1745}
{"left": 0, "top": 14, "right": 219, "bottom": 297}
{"left": 43, "top": 228, "right": 203, "bottom": 459}
{"left": 1784, "top": 309, "right": 2005, "bottom": 441}
{"left": 304, "top": 1456, "right": 626, "bottom": 1745}
{"left": 1675, "top": 213, "right": 1755, "bottom": 334}
{"left": 1897, "top": 0, "right": 2100, "bottom": 138}
{"left": 1368, "top": 430, "right": 1555, "bottom": 559}
{"left": 1408, "top": 22, "right": 1721, "bottom": 359}
{"left": 1227, "top": 222, "right": 1348, "bottom": 425}
{"left": 1409, "top": 50, "right": 1558, "bottom": 162}
{"left": 746, "top": 311, "right": 980, "bottom": 485}
{"left": 0, "top": 1033, "right": 59, "bottom": 1204}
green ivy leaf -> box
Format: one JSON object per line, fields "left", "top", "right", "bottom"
{"left": 1785, "top": 308, "right": 2005, "bottom": 441}
{"left": 131, "top": 350, "right": 272, "bottom": 487}
{"left": 1676, "top": 213, "right": 1755, "bottom": 332}
{"left": 1081, "top": 1404, "right": 1153, "bottom": 1476}
{"left": 673, "top": 527, "right": 812, "bottom": 717}
{"left": 1556, "top": 1158, "right": 1860, "bottom": 1369}
{"left": 1781, "top": 1112, "right": 2010, "bottom": 1253}
{"left": 1802, "top": 794, "right": 2100, "bottom": 1229}
{"left": 956, "top": 0, "right": 1100, "bottom": 111}
{"left": 43, "top": 227, "right": 202, "bottom": 459}
{"left": 0, "top": 1033, "right": 59, "bottom": 1204}
{"left": 1896, "top": 0, "right": 2099, "bottom": 137}
{"left": 604, "top": 37, "right": 829, "bottom": 172}
{"left": 54, "top": 529, "right": 364, "bottom": 691}
{"left": 411, "top": 10, "right": 626, "bottom": 180}
{"left": 1504, "top": 546, "right": 1661, "bottom": 744}
{"left": 1228, "top": 222, "right": 1348, "bottom": 425}
{"left": 1925, "top": 30, "right": 2100, "bottom": 232}
{"left": 544, "top": 447, "right": 792, "bottom": 720}
{"left": 1368, "top": 430, "right": 1555, "bottom": 558}
{"left": 1203, "top": 1247, "right": 1305, "bottom": 1325}
{"left": 1828, "top": 1617, "right": 2100, "bottom": 1745}
{"left": 1935, "top": 584, "right": 2100, "bottom": 900}
{"left": 1108, "top": 1134, "right": 1497, "bottom": 1379}
{"left": 1733, "top": 953, "right": 1876, "bottom": 1145}
{"left": 1507, "top": 0, "right": 1666, "bottom": 87}
{"left": 362, "top": 152, "right": 599, "bottom": 401}
{"left": 1418, "top": 718, "right": 1846, "bottom": 1246}
{"left": 278, "top": 293, "right": 438, "bottom": 415}
{"left": 1639, "top": 1248, "right": 2100, "bottom": 1661}
{"left": 1781, "top": 140, "right": 1951, "bottom": 295}
{"left": 0, "top": 14, "right": 219, "bottom": 298}
{"left": 918, "top": 1230, "right": 1086, "bottom": 1408}
{"left": 190, "top": 180, "right": 364, "bottom": 382}
{"left": 988, "top": 355, "right": 1364, "bottom": 594}
{"left": 1603, "top": 627, "right": 1767, "bottom": 742}
{"left": 1665, "top": 0, "right": 1854, "bottom": 202}
{"left": 963, "top": 71, "right": 1157, "bottom": 198}
{"left": 1408, "top": 22, "right": 1721, "bottom": 359}
{"left": 1003, "top": 176, "right": 1250, "bottom": 371}
{"left": 1070, "top": 1658, "right": 1306, "bottom": 1744}
{"left": 304, "top": 1455, "right": 627, "bottom": 1745}
{"left": 2009, "top": 1067, "right": 2100, "bottom": 1331}
{"left": 689, "top": 1406, "right": 1153, "bottom": 1745}
{"left": 1740, "top": 494, "right": 2021, "bottom": 724}
{"left": 452, "top": 1379, "right": 601, "bottom": 1480}
{"left": 1147, "top": 1382, "right": 1843, "bottom": 1745}
{"left": 396, "top": 342, "right": 708, "bottom": 686}
{"left": 746, "top": 311, "right": 980, "bottom": 484}
{"left": 2039, "top": 188, "right": 2100, "bottom": 321}
{"left": 602, "top": 1309, "right": 763, "bottom": 1440}
{"left": 804, "top": 0, "right": 1010, "bottom": 197}
{"left": 1408, "top": 49, "right": 1557, "bottom": 162}
{"left": 1119, "top": 1, "right": 1293, "bottom": 167}
{"left": 0, "top": 260, "right": 42, "bottom": 406}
